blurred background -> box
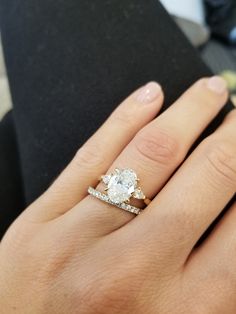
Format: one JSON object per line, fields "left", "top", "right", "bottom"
{"left": 0, "top": 0, "right": 235, "bottom": 121}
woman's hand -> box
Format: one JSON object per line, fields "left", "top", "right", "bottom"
{"left": 1, "top": 77, "right": 236, "bottom": 314}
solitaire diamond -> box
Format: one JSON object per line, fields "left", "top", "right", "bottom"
{"left": 88, "top": 168, "right": 149, "bottom": 215}
{"left": 107, "top": 169, "right": 138, "bottom": 204}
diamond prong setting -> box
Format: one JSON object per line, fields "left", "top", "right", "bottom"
{"left": 133, "top": 187, "right": 146, "bottom": 200}
{"left": 88, "top": 168, "right": 149, "bottom": 215}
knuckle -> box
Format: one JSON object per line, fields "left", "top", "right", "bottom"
{"left": 74, "top": 143, "right": 105, "bottom": 170}
{"left": 111, "top": 105, "right": 137, "bottom": 130}
{"left": 77, "top": 269, "right": 138, "bottom": 314}
{"left": 134, "top": 128, "right": 181, "bottom": 166}
{"left": 204, "top": 140, "right": 236, "bottom": 186}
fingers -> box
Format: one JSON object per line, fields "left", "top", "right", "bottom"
{"left": 183, "top": 200, "right": 236, "bottom": 312}
{"left": 70, "top": 77, "right": 228, "bottom": 234}
{"left": 139, "top": 109, "right": 236, "bottom": 264}
{"left": 25, "top": 82, "right": 164, "bottom": 221}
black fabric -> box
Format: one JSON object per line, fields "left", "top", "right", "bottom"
{"left": 205, "top": 0, "right": 236, "bottom": 45}
{"left": 0, "top": 0, "right": 234, "bottom": 236}
{"left": 205, "top": 0, "right": 233, "bottom": 24}
{"left": 0, "top": 111, "right": 24, "bottom": 236}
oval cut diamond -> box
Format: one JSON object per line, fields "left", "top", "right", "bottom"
{"left": 107, "top": 169, "right": 137, "bottom": 204}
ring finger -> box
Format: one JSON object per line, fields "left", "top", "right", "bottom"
{"left": 26, "top": 82, "right": 164, "bottom": 221}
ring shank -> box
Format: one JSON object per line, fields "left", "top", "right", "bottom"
{"left": 88, "top": 187, "right": 143, "bottom": 215}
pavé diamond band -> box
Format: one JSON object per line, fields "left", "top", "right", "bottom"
{"left": 88, "top": 168, "right": 151, "bottom": 215}
{"left": 88, "top": 187, "right": 143, "bottom": 215}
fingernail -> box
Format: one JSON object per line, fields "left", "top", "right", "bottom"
{"left": 136, "top": 82, "right": 162, "bottom": 103}
{"left": 207, "top": 76, "right": 227, "bottom": 94}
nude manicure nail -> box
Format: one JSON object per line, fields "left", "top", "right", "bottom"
{"left": 136, "top": 82, "right": 162, "bottom": 103}
{"left": 207, "top": 76, "right": 227, "bottom": 94}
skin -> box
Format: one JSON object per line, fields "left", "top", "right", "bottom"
{"left": 0, "top": 77, "right": 236, "bottom": 314}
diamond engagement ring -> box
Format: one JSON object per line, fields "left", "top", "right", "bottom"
{"left": 88, "top": 168, "right": 150, "bottom": 215}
